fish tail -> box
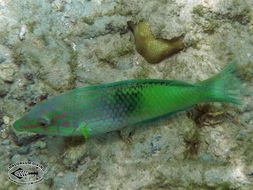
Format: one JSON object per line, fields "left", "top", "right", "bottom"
{"left": 197, "top": 61, "right": 242, "bottom": 104}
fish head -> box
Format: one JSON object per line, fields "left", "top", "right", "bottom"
{"left": 13, "top": 102, "right": 62, "bottom": 135}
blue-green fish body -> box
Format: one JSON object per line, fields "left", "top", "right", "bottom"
{"left": 13, "top": 63, "right": 241, "bottom": 138}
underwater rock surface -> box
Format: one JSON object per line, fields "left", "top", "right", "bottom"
{"left": 0, "top": 0, "right": 253, "bottom": 189}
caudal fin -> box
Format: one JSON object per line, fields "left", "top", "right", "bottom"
{"left": 197, "top": 61, "right": 242, "bottom": 104}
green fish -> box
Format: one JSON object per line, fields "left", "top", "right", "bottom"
{"left": 13, "top": 63, "right": 241, "bottom": 138}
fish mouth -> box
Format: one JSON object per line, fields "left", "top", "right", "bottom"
{"left": 13, "top": 119, "right": 24, "bottom": 131}
{"left": 13, "top": 118, "right": 36, "bottom": 132}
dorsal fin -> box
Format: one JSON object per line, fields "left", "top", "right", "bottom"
{"left": 75, "top": 79, "right": 193, "bottom": 92}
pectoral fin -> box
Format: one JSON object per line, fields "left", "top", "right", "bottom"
{"left": 79, "top": 122, "right": 90, "bottom": 139}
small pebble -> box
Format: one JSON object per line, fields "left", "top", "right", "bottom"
{"left": 1, "top": 139, "right": 10, "bottom": 145}
{"left": 19, "top": 25, "right": 27, "bottom": 41}
{"left": 199, "top": 153, "right": 214, "bottom": 162}
{"left": 0, "top": 46, "right": 11, "bottom": 64}
{"left": 57, "top": 172, "right": 64, "bottom": 177}
{"left": 0, "top": 56, "right": 6, "bottom": 64}
{"left": 33, "top": 140, "right": 47, "bottom": 149}
{"left": 3, "top": 116, "right": 10, "bottom": 125}
{"left": 0, "top": 89, "right": 8, "bottom": 97}
{"left": 11, "top": 154, "right": 28, "bottom": 163}
{"left": 17, "top": 145, "right": 30, "bottom": 154}
{"left": 248, "top": 172, "right": 253, "bottom": 176}
{"left": 236, "top": 130, "right": 247, "bottom": 141}
{"left": 1, "top": 129, "right": 9, "bottom": 139}
{"left": 0, "top": 64, "right": 15, "bottom": 82}
{"left": 0, "top": 80, "right": 9, "bottom": 97}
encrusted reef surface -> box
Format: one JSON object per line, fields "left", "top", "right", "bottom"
{"left": 0, "top": 0, "right": 253, "bottom": 189}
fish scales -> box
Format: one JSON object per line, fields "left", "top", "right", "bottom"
{"left": 13, "top": 63, "right": 242, "bottom": 138}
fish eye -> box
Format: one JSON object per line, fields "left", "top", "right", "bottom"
{"left": 39, "top": 117, "right": 51, "bottom": 127}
